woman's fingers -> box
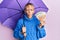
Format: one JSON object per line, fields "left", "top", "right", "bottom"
{"left": 22, "top": 27, "right": 26, "bottom": 33}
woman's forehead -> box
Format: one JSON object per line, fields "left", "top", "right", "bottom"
{"left": 26, "top": 5, "right": 34, "bottom": 9}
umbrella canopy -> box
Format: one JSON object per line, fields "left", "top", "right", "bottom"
{"left": 0, "top": 0, "right": 48, "bottom": 30}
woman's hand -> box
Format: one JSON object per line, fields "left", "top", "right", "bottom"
{"left": 22, "top": 26, "right": 27, "bottom": 37}
{"left": 23, "top": 32, "right": 26, "bottom": 37}
{"left": 38, "top": 15, "right": 46, "bottom": 28}
{"left": 39, "top": 14, "right": 46, "bottom": 24}
{"left": 22, "top": 26, "right": 26, "bottom": 34}
{"left": 39, "top": 21, "right": 45, "bottom": 28}
{"left": 40, "top": 21, "right": 46, "bottom": 26}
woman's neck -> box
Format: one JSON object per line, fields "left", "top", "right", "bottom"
{"left": 27, "top": 15, "right": 33, "bottom": 18}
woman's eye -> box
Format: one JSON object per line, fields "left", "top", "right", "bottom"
{"left": 31, "top": 9, "right": 33, "bottom": 11}
{"left": 31, "top": 9, "right": 34, "bottom": 11}
{"left": 26, "top": 9, "right": 34, "bottom": 11}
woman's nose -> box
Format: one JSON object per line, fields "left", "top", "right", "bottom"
{"left": 28, "top": 11, "right": 31, "bottom": 13}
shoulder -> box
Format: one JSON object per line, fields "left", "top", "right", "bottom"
{"left": 33, "top": 15, "right": 40, "bottom": 22}
{"left": 17, "top": 18, "right": 23, "bottom": 25}
{"left": 18, "top": 18, "right": 23, "bottom": 22}
{"left": 33, "top": 15, "right": 40, "bottom": 25}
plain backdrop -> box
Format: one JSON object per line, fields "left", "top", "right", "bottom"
{"left": 41, "top": 0, "right": 60, "bottom": 40}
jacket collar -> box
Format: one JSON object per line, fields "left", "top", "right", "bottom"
{"left": 23, "top": 14, "right": 34, "bottom": 21}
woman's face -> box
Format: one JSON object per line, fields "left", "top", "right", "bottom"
{"left": 25, "top": 5, "right": 35, "bottom": 16}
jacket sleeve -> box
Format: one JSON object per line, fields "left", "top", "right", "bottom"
{"left": 35, "top": 17, "right": 46, "bottom": 39}
{"left": 37, "top": 26, "right": 46, "bottom": 39}
{"left": 13, "top": 19, "right": 24, "bottom": 39}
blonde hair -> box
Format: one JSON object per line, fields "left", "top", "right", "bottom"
{"left": 24, "top": 3, "right": 34, "bottom": 10}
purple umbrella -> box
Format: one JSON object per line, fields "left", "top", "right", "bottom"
{"left": 0, "top": 0, "right": 48, "bottom": 30}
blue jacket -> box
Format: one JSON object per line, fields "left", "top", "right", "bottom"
{"left": 13, "top": 14, "right": 46, "bottom": 40}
